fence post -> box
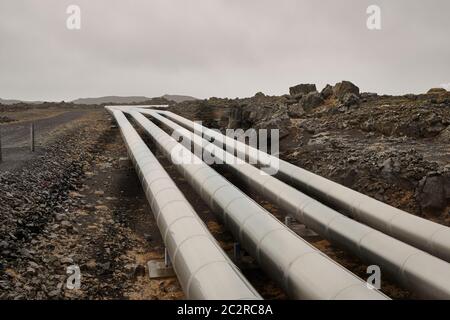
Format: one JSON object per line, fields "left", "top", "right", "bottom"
{"left": 30, "top": 122, "right": 35, "bottom": 152}
{"left": 0, "top": 127, "right": 2, "bottom": 162}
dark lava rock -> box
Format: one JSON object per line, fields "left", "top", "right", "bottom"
{"left": 417, "top": 172, "right": 450, "bottom": 214}
{"left": 340, "top": 93, "right": 360, "bottom": 107}
{"left": 288, "top": 103, "right": 305, "bottom": 118}
{"left": 0, "top": 116, "right": 15, "bottom": 124}
{"left": 300, "top": 92, "right": 324, "bottom": 110}
{"left": 321, "top": 84, "right": 333, "bottom": 99}
{"left": 427, "top": 88, "right": 447, "bottom": 94}
{"left": 438, "top": 126, "right": 450, "bottom": 142}
{"left": 255, "top": 112, "right": 291, "bottom": 139}
{"left": 289, "top": 84, "right": 317, "bottom": 96}
{"left": 333, "top": 81, "right": 360, "bottom": 98}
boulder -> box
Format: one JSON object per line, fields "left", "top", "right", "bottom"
{"left": 227, "top": 107, "right": 243, "bottom": 128}
{"left": 255, "top": 112, "right": 291, "bottom": 139}
{"left": 340, "top": 93, "right": 360, "bottom": 107}
{"left": 289, "top": 84, "right": 317, "bottom": 96}
{"left": 427, "top": 88, "right": 447, "bottom": 94}
{"left": 288, "top": 103, "right": 305, "bottom": 118}
{"left": 417, "top": 172, "right": 450, "bottom": 214}
{"left": 438, "top": 126, "right": 450, "bottom": 142}
{"left": 320, "top": 84, "right": 333, "bottom": 99}
{"left": 333, "top": 81, "right": 360, "bottom": 98}
{"left": 300, "top": 92, "right": 324, "bottom": 110}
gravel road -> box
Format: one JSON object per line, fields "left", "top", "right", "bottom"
{"left": 0, "top": 111, "right": 87, "bottom": 171}
{"left": 0, "top": 111, "right": 86, "bottom": 148}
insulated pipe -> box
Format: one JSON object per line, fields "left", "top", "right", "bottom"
{"left": 128, "top": 109, "right": 387, "bottom": 300}
{"left": 158, "top": 110, "right": 450, "bottom": 263}
{"left": 143, "top": 110, "right": 450, "bottom": 300}
{"left": 106, "top": 107, "right": 261, "bottom": 300}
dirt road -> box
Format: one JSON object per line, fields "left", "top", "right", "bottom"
{"left": 0, "top": 110, "right": 87, "bottom": 171}
{"left": 0, "top": 110, "right": 86, "bottom": 148}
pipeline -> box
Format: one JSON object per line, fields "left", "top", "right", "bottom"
{"left": 106, "top": 107, "right": 261, "bottom": 300}
{"left": 158, "top": 110, "right": 450, "bottom": 264}
{"left": 142, "top": 109, "right": 450, "bottom": 299}
{"left": 127, "top": 109, "right": 388, "bottom": 300}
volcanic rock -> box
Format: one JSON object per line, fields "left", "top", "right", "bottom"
{"left": 289, "top": 84, "right": 317, "bottom": 96}
{"left": 333, "top": 81, "right": 360, "bottom": 98}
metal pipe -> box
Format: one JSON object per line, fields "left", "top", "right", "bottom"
{"left": 128, "top": 109, "right": 388, "bottom": 300}
{"left": 159, "top": 110, "right": 450, "bottom": 263}
{"left": 106, "top": 107, "right": 261, "bottom": 300}
{"left": 143, "top": 110, "right": 450, "bottom": 299}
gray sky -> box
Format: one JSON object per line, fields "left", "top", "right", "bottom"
{"left": 1, "top": 0, "right": 449, "bottom": 101}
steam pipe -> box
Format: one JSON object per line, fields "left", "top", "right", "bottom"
{"left": 128, "top": 109, "right": 388, "bottom": 300}
{"left": 106, "top": 107, "right": 261, "bottom": 300}
{"left": 142, "top": 109, "right": 450, "bottom": 299}
{"left": 159, "top": 110, "right": 450, "bottom": 263}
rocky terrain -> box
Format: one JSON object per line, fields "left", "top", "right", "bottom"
{"left": 0, "top": 82, "right": 449, "bottom": 300}
{"left": 170, "top": 82, "right": 450, "bottom": 223}
{"left": 0, "top": 110, "right": 183, "bottom": 299}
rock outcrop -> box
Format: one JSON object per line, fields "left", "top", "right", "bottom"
{"left": 287, "top": 103, "right": 305, "bottom": 118}
{"left": 417, "top": 171, "right": 450, "bottom": 214}
{"left": 339, "top": 93, "right": 360, "bottom": 107}
{"left": 427, "top": 88, "right": 448, "bottom": 94}
{"left": 300, "top": 91, "right": 324, "bottom": 110}
{"left": 289, "top": 84, "right": 317, "bottom": 96}
{"left": 333, "top": 81, "right": 360, "bottom": 98}
{"left": 321, "top": 84, "right": 333, "bottom": 99}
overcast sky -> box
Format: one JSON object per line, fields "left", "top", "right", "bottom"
{"left": 0, "top": 0, "right": 449, "bottom": 101}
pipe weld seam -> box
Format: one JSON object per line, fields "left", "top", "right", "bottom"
{"left": 385, "top": 210, "right": 402, "bottom": 234}
{"left": 209, "top": 183, "right": 231, "bottom": 206}
{"left": 357, "top": 230, "right": 377, "bottom": 254}
{"left": 326, "top": 214, "right": 344, "bottom": 237}
{"left": 156, "top": 200, "right": 189, "bottom": 220}
{"left": 256, "top": 228, "right": 286, "bottom": 265}
{"left": 147, "top": 176, "right": 171, "bottom": 189}
{"left": 399, "top": 251, "right": 422, "bottom": 285}
{"left": 428, "top": 226, "right": 448, "bottom": 255}
{"left": 172, "top": 234, "right": 210, "bottom": 267}
{"left": 163, "top": 215, "right": 198, "bottom": 244}
{"left": 186, "top": 260, "right": 230, "bottom": 298}
{"left": 283, "top": 251, "right": 317, "bottom": 293}
{"left": 238, "top": 211, "right": 263, "bottom": 243}
{"left": 221, "top": 195, "right": 247, "bottom": 226}
{"left": 151, "top": 185, "right": 178, "bottom": 202}
{"left": 200, "top": 172, "right": 221, "bottom": 190}
{"left": 330, "top": 283, "right": 368, "bottom": 300}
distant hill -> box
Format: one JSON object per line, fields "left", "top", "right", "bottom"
{"left": 71, "top": 96, "right": 152, "bottom": 105}
{"left": 0, "top": 98, "right": 42, "bottom": 105}
{"left": 0, "top": 94, "right": 198, "bottom": 106}
{"left": 72, "top": 94, "right": 198, "bottom": 105}
{"left": 162, "top": 94, "right": 198, "bottom": 103}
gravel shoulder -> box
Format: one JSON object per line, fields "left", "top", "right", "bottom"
{"left": 0, "top": 110, "right": 87, "bottom": 148}
{"left": 0, "top": 110, "right": 183, "bottom": 299}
